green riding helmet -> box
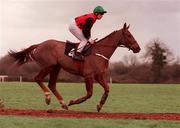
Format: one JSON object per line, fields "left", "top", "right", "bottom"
{"left": 93, "top": 6, "right": 107, "bottom": 14}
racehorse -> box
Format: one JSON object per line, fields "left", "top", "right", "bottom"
{"left": 9, "top": 23, "right": 141, "bottom": 112}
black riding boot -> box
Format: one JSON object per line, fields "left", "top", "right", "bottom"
{"left": 73, "top": 51, "right": 84, "bottom": 61}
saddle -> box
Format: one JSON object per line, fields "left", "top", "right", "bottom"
{"left": 64, "top": 40, "right": 93, "bottom": 58}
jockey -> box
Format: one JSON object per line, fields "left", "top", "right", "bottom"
{"left": 69, "top": 6, "right": 107, "bottom": 61}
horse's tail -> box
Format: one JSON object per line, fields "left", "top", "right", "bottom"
{"left": 8, "top": 44, "right": 39, "bottom": 65}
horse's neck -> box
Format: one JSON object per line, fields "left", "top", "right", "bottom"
{"left": 93, "top": 30, "right": 122, "bottom": 59}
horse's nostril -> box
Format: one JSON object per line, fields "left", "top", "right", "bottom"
{"left": 133, "top": 48, "right": 140, "bottom": 53}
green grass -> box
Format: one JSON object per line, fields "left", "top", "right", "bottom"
{"left": 1, "top": 82, "right": 180, "bottom": 113}
{"left": 1, "top": 82, "right": 180, "bottom": 128}
{"left": 1, "top": 116, "right": 180, "bottom": 128}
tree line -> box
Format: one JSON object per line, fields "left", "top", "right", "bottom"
{"left": 0, "top": 39, "right": 180, "bottom": 83}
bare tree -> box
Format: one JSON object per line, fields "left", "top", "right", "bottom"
{"left": 172, "top": 57, "right": 180, "bottom": 81}
{"left": 122, "top": 54, "right": 140, "bottom": 66}
{"left": 144, "top": 38, "right": 173, "bottom": 82}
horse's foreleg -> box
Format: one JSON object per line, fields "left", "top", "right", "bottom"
{"left": 34, "top": 66, "right": 54, "bottom": 105}
{"left": 68, "top": 77, "right": 93, "bottom": 106}
{"left": 95, "top": 74, "right": 110, "bottom": 112}
{"left": 48, "top": 65, "right": 68, "bottom": 110}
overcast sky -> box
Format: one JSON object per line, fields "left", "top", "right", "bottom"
{"left": 0, "top": 0, "right": 180, "bottom": 62}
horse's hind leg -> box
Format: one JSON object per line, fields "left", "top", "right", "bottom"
{"left": 48, "top": 65, "right": 68, "bottom": 110}
{"left": 34, "top": 66, "right": 54, "bottom": 105}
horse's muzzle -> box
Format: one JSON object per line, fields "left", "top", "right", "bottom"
{"left": 133, "top": 47, "right": 141, "bottom": 53}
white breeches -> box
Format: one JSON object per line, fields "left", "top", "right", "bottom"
{"left": 68, "top": 20, "right": 88, "bottom": 52}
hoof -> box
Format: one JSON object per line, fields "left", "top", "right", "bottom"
{"left": 47, "top": 109, "right": 53, "bottom": 113}
{"left": 96, "top": 104, "right": 102, "bottom": 112}
{"left": 45, "top": 96, "right": 51, "bottom": 105}
{"left": 45, "top": 93, "right": 51, "bottom": 105}
{"left": 61, "top": 104, "right": 68, "bottom": 110}
{"left": 0, "top": 99, "right": 5, "bottom": 108}
{"left": 68, "top": 100, "right": 74, "bottom": 106}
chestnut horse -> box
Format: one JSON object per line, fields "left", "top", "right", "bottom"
{"left": 9, "top": 23, "right": 140, "bottom": 112}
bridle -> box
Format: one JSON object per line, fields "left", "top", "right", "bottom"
{"left": 93, "top": 24, "right": 140, "bottom": 60}
{"left": 118, "top": 30, "right": 135, "bottom": 51}
{"left": 94, "top": 33, "right": 134, "bottom": 51}
{"left": 93, "top": 37, "right": 134, "bottom": 61}
{"left": 93, "top": 28, "right": 135, "bottom": 49}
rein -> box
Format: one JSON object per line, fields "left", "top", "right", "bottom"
{"left": 93, "top": 41, "right": 128, "bottom": 61}
{"left": 92, "top": 33, "right": 132, "bottom": 61}
{"left": 93, "top": 41, "right": 130, "bottom": 50}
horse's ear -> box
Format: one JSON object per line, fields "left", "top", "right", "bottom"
{"left": 127, "top": 24, "right": 130, "bottom": 29}
{"left": 123, "top": 23, "right": 127, "bottom": 29}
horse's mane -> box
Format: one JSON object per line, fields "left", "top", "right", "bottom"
{"left": 97, "top": 30, "right": 118, "bottom": 43}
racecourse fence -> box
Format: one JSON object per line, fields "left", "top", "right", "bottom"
{"left": 0, "top": 75, "right": 22, "bottom": 82}
{"left": 0, "top": 75, "right": 113, "bottom": 84}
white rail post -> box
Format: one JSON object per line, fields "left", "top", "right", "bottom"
{"left": 20, "top": 76, "right": 22, "bottom": 83}
{"left": 110, "top": 77, "right": 112, "bottom": 84}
